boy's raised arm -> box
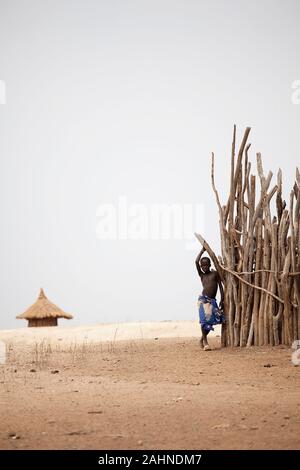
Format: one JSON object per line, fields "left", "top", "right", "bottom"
{"left": 195, "top": 248, "right": 205, "bottom": 277}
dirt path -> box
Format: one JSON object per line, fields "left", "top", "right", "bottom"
{"left": 0, "top": 337, "right": 299, "bottom": 449}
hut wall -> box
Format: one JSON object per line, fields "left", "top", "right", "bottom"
{"left": 28, "top": 318, "right": 58, "bottom": 327}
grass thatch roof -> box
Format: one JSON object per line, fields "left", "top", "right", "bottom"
{"left": 16, "top": 288, "right": 73, "bottom": 320}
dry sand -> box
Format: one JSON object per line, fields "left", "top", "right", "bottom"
{"left": 0, "top": 320, "right": 216, "bottom": 345}
{"left": 0, "top": 321, "right": 299, "bottom": 450}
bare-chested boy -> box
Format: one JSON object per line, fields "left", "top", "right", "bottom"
{"left": 195, "top": 248, "right": 224, "bottom": 350}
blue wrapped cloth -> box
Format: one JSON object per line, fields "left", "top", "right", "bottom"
{"left": 197, "top": 295, "right": 224, "bottom": 332}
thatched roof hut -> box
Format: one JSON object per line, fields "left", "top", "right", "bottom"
{"left": 16, "top": 288, "right": 73, "bottom": 327}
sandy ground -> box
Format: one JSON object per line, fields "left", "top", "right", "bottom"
{"left": 0, "top": 322, "right": 299, "bottom": 450}
{"left": 0, "top": 320, "right": 216, "bottom": 345}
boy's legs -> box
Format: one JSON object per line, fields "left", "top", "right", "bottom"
{"left": 200, "top": 326, "right": 211, "bottom": 350}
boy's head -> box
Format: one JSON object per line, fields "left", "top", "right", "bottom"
{"left": 200, "top": 257, "right": 211, "bottom": 273}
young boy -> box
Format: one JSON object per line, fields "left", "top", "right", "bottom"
{"left": 195, "top": 249, "right": 224, "bottom": 350}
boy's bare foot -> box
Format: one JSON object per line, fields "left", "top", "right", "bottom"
{"left": 199, "top": 338, "right": 204, "bottom": 349}
{"left": 204, "top": 344, "right": 211, "bottom": 351}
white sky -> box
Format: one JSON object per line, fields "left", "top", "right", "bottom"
{"left": 0, "top": 0, "right": 299, "bottom": 329}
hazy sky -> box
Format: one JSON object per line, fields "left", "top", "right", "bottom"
{"left": 0, "top": 0, "right": 299, "bottom": 329}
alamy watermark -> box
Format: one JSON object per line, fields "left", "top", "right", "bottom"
{"left": 0, "top": 340, "right": 6, "bottom": 365}
{"left": 96, "top": 196, "right": 205, "bottom": 250}
{"left": 291, "top": 80, "right": 300, "bottom": 104}
{"left": 291, "top": 340, "right": 300, "bottom": 365}
{"left": 0, "top": 80, "right": 6, "bottom": 104}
